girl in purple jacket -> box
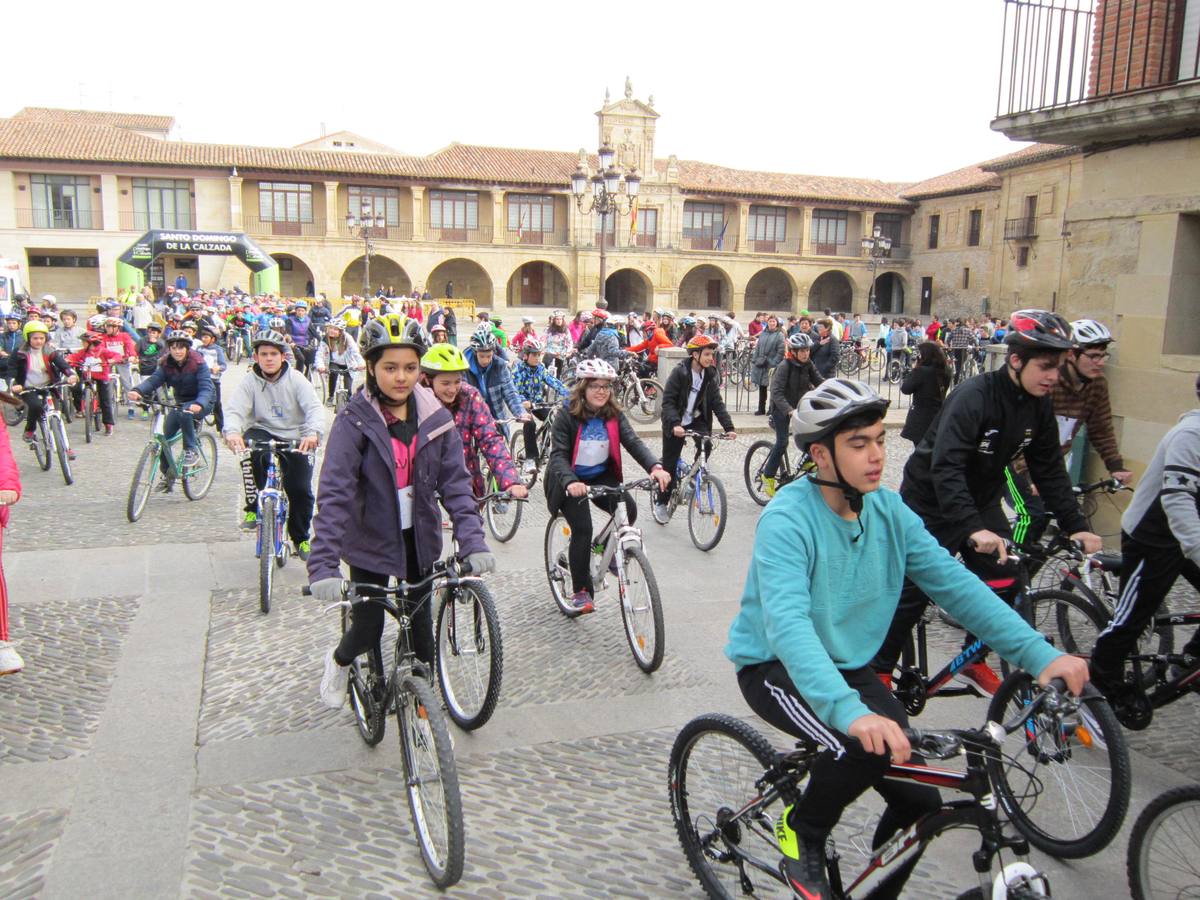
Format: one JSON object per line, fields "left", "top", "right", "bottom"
{"left": 308, "top": 314, "right": 494, "bottom": 709}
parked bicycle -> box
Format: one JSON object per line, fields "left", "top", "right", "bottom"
{"left": 742, "top": 439, "right": 814, "bottom": 506}
{"left": 669, "top": 685, "right": 1091, "bottom": 899}
{"left": 306, "top": 564, "right": 468, "bottom": 888}
{"left": 616, "top": 354, "right": 664, "bottom": 425}
{"left": 243, "top": 437, "right": 309, "bottom": 614}
{"left": 886, "top": 346, "right": 916, "bottom": 384}
{"left": 1127, "top": 783, "right": 1200, "bottom": 900}
{"left": 126, "top": 399, "right": 218, "bottom": 522}
{"left": 20, "top": 382, "right": 74, "bottom": 485}
{"left": 652, "top": 430, "right": 732, "bottom": 551}
{"left": 544, "top": 478, "right": 664, "bottom": 672}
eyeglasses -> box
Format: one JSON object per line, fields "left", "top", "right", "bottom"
{"left": 1082, "top": 351, "right": 1111, "bottom": 362}
{"left": 586, "top": 382, "right": 613, "bottom": 392}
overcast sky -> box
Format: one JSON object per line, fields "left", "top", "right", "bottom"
{"left": 3, "top": 0, "right": 1025, "bottom": 184}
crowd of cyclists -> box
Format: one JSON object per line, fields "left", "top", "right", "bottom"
{"left": 0, "top": 281, "right": 1196, "bottom": 899}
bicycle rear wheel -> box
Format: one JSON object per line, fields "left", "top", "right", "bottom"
{"left": 396, "top": 675, "right": 464, "bottom": 888}
{"left": 82, "top": 386, "right": 94, "bottom": 443}
{"left": 485, "top": 487, "right": 522, "bottom": 543}
{"left": 1018, "top": 588, "right": 1107, "bottom": 656}
{"left": 182, "top": 432, "right": 218, "bottom": 500}
{"left": 33, "top": 419, "right": 51, "bottom": 471}
{"left": 507, "top": 428, "right": 538, "bottom": 487}
{"left": 986, "top": 672, "right": 1130, "bottom": 859}
{"left": 742, "top": 440, "right": 774, "bottom": 507}
{"left": 688, "top": 472, "right": 727, "bottom": 551}
{"left": 126, "top": 443, "right": 158, "bottom": 522}
{"left": 341, "top": 606, "right": 386, "bottom": 745}
{"left": 435, "top": 580, "right": 503, "bottom": 731}
{"left": 258, "top": 497, "right": 277, "bottom": 614}
{"left": 2, "top": 401, "right": 22, "bottom": 427}
{"left": 51, "top": 416, "right": 73, "bottom": 485}
{"left": 544, "top": 515, "right": 582, "bottom": 618}
{"left": 619, "top": 546, "right": 665, "bottom": 672}
{"left": 58, "top": 386, "right": 73, "bottom": 424}
{"left": 1128, "top": 784, "right": 1200, "bottom": 900}
{"left": 625, "top": 378, "right": 662, "bottom": 424}
{"left": 669, "top": 713, "right": 785, "bottom": 899}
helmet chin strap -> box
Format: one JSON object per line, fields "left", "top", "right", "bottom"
{"left": 807, "top": 445, "right": 866, "bottom": 541}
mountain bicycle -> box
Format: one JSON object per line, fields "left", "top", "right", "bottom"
{"left": 477, "top": 427, "right": 524, "bottom": 543}
{"left": 616, "top": 354, "right": 663, "bottom": 425}
{"left": 652, "top": 430, "right": 732, "bottom": 551}
{"left": 1127, "top": 783, "right": 1200, "bottom": 900}
{"left": 885, "top": 540, "right": 1130, "bottom": 859}
{"left": 77, "top": 372, "right": 107, "bottom": 444}
{"left": 836, "top": 342, "right": 867, "bottom": 376}
{"left": 507, "top": 401, "right": 558, "bottom": 488}
{"left": 742, "top": 437, "right": 814, "bottom": 506}
{"left": 886, "top": 347, "right": 916, "bottom": 384}
{"left": 126, "top": 399, "right": 218, "bottom": 522}
{"left": 668, "top": 690, "right": 1090, "bottom": 899}
{"left": 544, "top": 478, "right": 664, "bottom": 672}
{"left": 1025, "top": 477, "right": 1135, "bottom": 591}
{"left": 320, "top": 362, "right": 358, "bottom": 413}
{"left": 242, "top": 438, "right": 309, "bottom": 614}
{"left": 20, "top": 382, "right": 74, "bottom": 485}
{"left": 306, "top": 565, "right": 467, "bottom": 888}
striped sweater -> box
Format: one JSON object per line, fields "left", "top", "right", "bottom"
{"left": 1017, "top": 363, "right": 1123, "bottom": 474}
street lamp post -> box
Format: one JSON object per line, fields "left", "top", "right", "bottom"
{"left": 570, "top": 144, "right": 640, "bottom": 308}
{"left": 345, "top": 202, "right": 386, "bottom": 296}
{"left": 861, "top": 225, "right": 893, "bottom": 314}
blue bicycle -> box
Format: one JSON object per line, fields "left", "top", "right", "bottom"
{"left": 651, "top": 430, "right": 732, "bottom": 551}
{"left": 244, "top": 437, "right": 308, "bottom": 614}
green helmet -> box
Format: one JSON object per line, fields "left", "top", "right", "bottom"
{"left": 421, "top": 343, "right": 469, "bottom": 374}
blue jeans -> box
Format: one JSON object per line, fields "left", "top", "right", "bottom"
{"left": 763, "top": 414, "right": 790, "bottom": 478}
{"left": 164, "top": 408, "right": 204, "bottom": 454}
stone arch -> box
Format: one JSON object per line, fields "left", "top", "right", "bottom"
{"left": 679, "top": 263, "right": 733, "bottom": 312}
{"left": 340, "top": 255, "right": 411, "bottom": 297}
{"left": 807, "top": 270, "right": 854, "bottom": 313}
{"left": 506, "top": 260, "right": 571, "bottom": 308}
{"left": 604, "top": 267, "right": 652, "bottom": 314}
{"left": 270, "top": 253, "right": 316, "bottom": 298}
{"left": 744, "top": 266, "right": 796, "bottom": 314}
{"left": 872, "top": 271, "right": 906, "bottom": 315}
{"left": 427, "top": 258, "right": 493, "bottom": 305}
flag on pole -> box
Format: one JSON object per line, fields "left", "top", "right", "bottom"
{"left": 715, "top": 217, "right": 729, "bottom": 250}
{"left": 516, "top": 208, "right": 526, "bottom": 242}
{"left": 629, "top": 197, "right": 639, "bottom": 242}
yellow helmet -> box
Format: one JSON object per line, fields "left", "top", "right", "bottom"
{"left": 22, "top": 320, "right": 49, "bottom": 340}
{"left": 421, "top": 343, "right": 469, "bottom": 374}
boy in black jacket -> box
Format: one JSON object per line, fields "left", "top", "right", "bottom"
{"left": 654, "top": 334, "right": 736, "bottom": 523}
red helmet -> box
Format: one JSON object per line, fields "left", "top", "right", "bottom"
{"left": 685, "top": 334, "right": 718, "bottom": 351}
{"left": 591, "top": 308, "right": 609, "bottom": 320}
{"left": 84, "top": 331, "right": 104, "bottom": 344}
{"left": 1004, "top": 309, "right": 1074, "bottom": 351}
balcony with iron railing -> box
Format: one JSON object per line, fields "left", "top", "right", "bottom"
{"left": 243, "top": 214, "right": 326, "bottom": 238}
{"left": 503, "top": 227, "right": 569, "bottom": 246}
{"left": 118, "top": 210, "right": 196, "bottom": 231}
{"left": 424, "top": 223, "right": 493, "bottom": 244}
{"left": 681, "top": 230, "right": 739, "bottom": 252}
{"left": 994, "top": 0, "right": 1200, "bottom": 143}
{"left": 336, "top": 220, "right": 414, "bottom": 241}
{"left": 744, "top": 236, "right": 802, "bottom": 254}
{"left": 16, "top": 207, "right": 103, "bottom": 230}
{"left": 1004, "top": 217, "right": 1039, "bottom": 240}
{"left": 810, "top": 239, "right": 860, "bottom": 257}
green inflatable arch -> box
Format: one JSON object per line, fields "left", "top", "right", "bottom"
{"left": 117, "top": 230, "right": 280, "bottom": 296}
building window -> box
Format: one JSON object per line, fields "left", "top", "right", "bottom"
{"left": 747, "top": 205, "right": 787, "bottom": 242}
{"left": 636, "top": 207, "right": 658, "bottom": 247}
{"left": 133, "top": 177, "right": 191, "bottom": 229}
{"left": 963, "top": 267, "right": 970, "bottom": 289}
{"left": 967, "top": 209, "right": 982, "bottom": 246}
{"left": 29, "top": 174, "right": 94, "bottom": 229}
{"left": 508, "top": 194, "right": 555, "bottom": 233}
{"left": 1017, "top": 246, "right": 1030, "bottom": 267}
{"left": 811, "top": 210, "right": 848, "bottom": 249}
{"left": 683, "top": 202, "right": 725, "bottom": 239}
{"left": 874, "top": 213, "right": 904, "bottom": 245}
{"left": 928, "top": 214, "right": 940, "bottom": 249}
{"left": 258, "top": 182, "right": 313, "bottom": 223}
{"left": 430, "top": 190, "right": 478, "bottom": 230}
{"left": 348, "top": 186, "right": 401, "bottom": 226}
{"left": 27, "top": 254, "right": 99, "bottom": 268}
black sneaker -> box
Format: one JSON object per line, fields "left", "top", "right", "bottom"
{"left": 776, "top": 808, "right": 830, "bottom": 900}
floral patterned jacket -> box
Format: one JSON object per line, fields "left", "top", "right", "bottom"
{"left": 449, "top": 383, "right": 520, "bottom": 497}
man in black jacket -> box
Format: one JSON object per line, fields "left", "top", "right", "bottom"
{"left": 654, "top": 334, "right": 736, "bottom": 523}
{"left": 761, "top": 332, "right": 823, "bottom": 496}
{"left": 873, "top": 309, "right": 1103, "bottom": 696}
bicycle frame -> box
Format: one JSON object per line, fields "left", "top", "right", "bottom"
{"left": 255, "top": 448, "right": 289, "bottom": 562}
{"left": 588, "top": 494, "right": 644, "bottom": 584}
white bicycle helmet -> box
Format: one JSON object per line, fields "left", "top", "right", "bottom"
{"left": 1070, "top": 318, "right": 1113, "bottom": 347}
{"left": 575, "top": 358, "right": 618, "bottom": 380}
{"left": 792, "top": 379, "right": 890, "bottom": 450}
{"left": 786, "top": 332, "right": 814, "bottom": 351}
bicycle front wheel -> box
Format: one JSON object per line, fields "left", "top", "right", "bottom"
{"left": 619, "top": 546, "right": 665, "bottom": 672}
{"left": 507, "top": 428, "right": 537, "bottom": 487}
{"left": 51, "top": 416, "right": 73, "bottom": 485}
{"left": 396, "top": 675, "right": 464, "bottom": 889}
{"left": 669, "top": 713, "right": 785, "bottom": 899}
{"left": 182, "top": 432, "right": 218, "bottom": 500}
{"left": 127, "top": 443, "right": 158, "bottom": 522}
{"left": 1018, "top": 588, "right": 1107, "bottom": 656}
{"left": 82, "top": 386, "right": 94, "bottom": 443}
{"left": 986, "top": 671, "right": 1131, "bottom": 859}
{"left": 1128, "top": 784, "right": 1200, "bottom": 900}
{"left": 33, "top": 419, "right": 51, "bottom": 471}
{"left": 435, "top": 581, "right": 503, "bottom": 731}
{"left": 625, "top": 378, "right": 662, "bottom": 424}
{"left": 688, "top": 472, "right": 727, "bottom": 551}
{"left": 341, "top": 606, "right": 386, "bottom": 746}
{"left": 742, "top": 440, "right": 773, "bottom": 507}
{"left": 544, "top": 515, "right": 581, "bottom": 618}
{"left": 485, "top": 488, "right": 522, "bottom": 543}
{"left": 258, "top": 496, "right": 277, "bottom": 614}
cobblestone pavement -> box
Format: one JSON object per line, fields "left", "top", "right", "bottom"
{"left": 1, "top": 362, "right": 1197, "bottom": 898}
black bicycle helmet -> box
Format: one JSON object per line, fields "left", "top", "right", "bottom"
{"left": 1003, "top": 309, "right": 1075, "bottom": 351}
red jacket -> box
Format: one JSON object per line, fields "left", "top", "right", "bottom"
{"left": 628, "top": 329, "right": 673, "bottom": 364}
{"left": 103, "top": 332, "right": 138, "bottom": 364}
{"left": 67, "top": 346, "right": 123, "bottom": 382}
{"left": 0, "top": 419, "right": 21, "bottom": 529}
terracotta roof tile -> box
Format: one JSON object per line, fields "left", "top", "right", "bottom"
{"left": 14, "top": 107, "right": 175, "bottom": 132}
{"left": 674, "top": 159, "right": 910, "bottom": 206}
{"left": 900, "top": 143, "right": 1078, "bottom": 199}
{"left": 979, "top": 142, "right": 1076, "bottom": 171}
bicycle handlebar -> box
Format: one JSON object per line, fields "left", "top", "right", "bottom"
{"left": 680, "top": 430, "right": 735, "bottom": 441}
{"left": 579, "top": 478, "right": 657, "bottom": 497}
{"left": 302, "top": 557, "right": 468, "bottom": 604}
{"left": 475, "top": 490, "right": 529, "bottom": 507}
{"left": 243, "top": 438, "right": 307, "bottom": 453}
{"left": 1074, "top": 477, "right": 1132, "bottom": 495}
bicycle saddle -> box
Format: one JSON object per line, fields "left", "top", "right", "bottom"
{"left": 1091, "top": 551, "right": 1122, "bottom": 573}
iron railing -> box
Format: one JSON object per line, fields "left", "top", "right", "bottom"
{"left": 810, "top": 239, "right": 859, "bottom": 257}
{"left": 16, "top": 207, "right": 103, "bottom": 230}
{"left": 996, "top": 0, "right": 1200, "bottom": 117}
{"left": 243, "top": 213, "right": 326, "bottom": 238}
{"left": 504, "top": 227, "right": 569, "bottom": 246}
{"left": 118, "top": 210, "right": 196, "bottom": 231}
{"left": 337, "top": 220, "right": 414, "bottom": 241}
{"left": 424, "top": 223, "right": 494, "bottom": 244}
{"left": 1004, "top": 216, "right": 1039, "bottom": 239}
{"left": 744, "top": 236, "right": 802, "bottom": 255}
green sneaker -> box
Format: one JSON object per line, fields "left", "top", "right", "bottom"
{"left": 297, "top": 540, "right": 311, "bottom": 561}
{"left": 762, "top": 475, "right": 777, "bottom": 498}
{"left": 241, "top": 511, "right": 257, "bottom": 532}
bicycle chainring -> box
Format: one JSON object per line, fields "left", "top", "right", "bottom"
{"left": 1112, "top": 689, "right": 1153, "bottom": 730}
{"left": 895, "top": 669, "right": 927, "bottom": 716}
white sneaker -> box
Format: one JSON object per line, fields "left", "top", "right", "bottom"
{"left": 319, "top": 648, "right": 348, "bottom": 709}
{"left": 522, "top": 458, "right": 538, "bottom": 476}
{"left": 0, "top": 641, "right": 24, "bottom": 675}
{"left": 653, "top": 502, "right": 671, "bottom": 525}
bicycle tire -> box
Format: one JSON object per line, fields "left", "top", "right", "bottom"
{"left": 1127, "top": 784, "right": 1200, "bottom": 900}
{"left": 183, "top": 432, "right": 218, "bottom": 500}
{"left": 258, "top": 496, "right": 277, "bottom": 614}
{"left": 688, "top": 472, "right": 727, "bottom": 551}
{"left": 3, "top": 400, "right": 23, "bottom": 427}
{"left": 396, "top": 675, "right": 465, "bottom": 888}
{"left": 985, "top": 671, "right": 1130, "bottom": 859}
{"left": 334, "top": 389, "right": 349, "bottom": 414}
{"left": 82, "top": 385, "right": 94, "bottom": 443}
{"left": 1012, "top": 588, "right": 1107, "bottom": 660}
{"left": 58, "top": 386, "right": 72, "bottom": 424}
{"left": 341, "top": 606, "right": 386, "bottom": 746}
{"left": 507, "top": 428, "right": 538, "bottom": 488}
{"left": 435, "top": 580, "right": 503, "bottom": 731}
{"left": 625, "top": 378, "right": 663, "bottom": 425}
{"left": 126, "top": 443, "right": 158, "bottom": 522}
{"left": 836, "top": 347, "right": 859, "bottom": 376}
{"left": 668, "top": 713, "right": 781, "bottom": 899}
{"left": 92, "top": 394, "right": 103, "bottom": 436}
{"left": 544, "top": 515, "right": 582, "bottom": 618}
{"left": 618, "top": 545, "right": 665, "bottom": 672}
{"left": 1059, "top": 576, "right": 1174, "bottom": 660}
{"left": 887, "top": 359, "right": 904, "bottom": 385}
{"left": 33, "top": 418, "right": 51, "bottom": 471}
{"left": 742, "top": 440, "right": 774, "bottom": 507}
{"left": 50, "top": 416, "right": 73, "bottom": 485}
{"left": 485, "top": 485, "right": 522, "bottom": 543}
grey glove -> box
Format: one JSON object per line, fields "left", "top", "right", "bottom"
{"left": 309, "top": 577, "right": 344, "bottom": 603}
{"left": 463, "top": 552, "right": 496, "bottom": 576}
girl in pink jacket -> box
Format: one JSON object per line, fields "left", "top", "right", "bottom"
{"left": 0, "top": 413, "right": 24, "bottom": 674}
